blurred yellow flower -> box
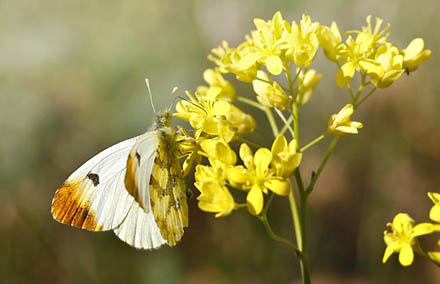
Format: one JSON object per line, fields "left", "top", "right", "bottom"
{"left": 367, "top": 43, "right": 404, "bottom": 88}
{"left": 225, "top": 104, "right": 256, "bottom": 135}
{"left": 209, "top": 41, "right": 258, "bottom": 82}
{"left": 295, "top": 68, "right": 322, "bottom": 105}
{"left": 226, "top": 144, "right": 290, "bottom": 215}
{"left": 270, "top": 134, "right": 302, "bottom": 177}
{"left": 383, "top": 213, "right": 435, "bottom": 266}
{"left": 252, "top": 70, "right": 292, "bottom": 110}
{"left": 327, "top": 104, "right": 363, "bottom": 136}
{"left": 336, "top": 36, "right": 381, "bottom": 88}
{"left": 317, "top": 22, "right": 341, "bottom": 62}
{"left": 402, "top": 38, "right": 432, "bottom": 72}
{"left": 196, "top": 68, "right": 236, "bottom": 101}
{"left": 428, "top": 192, "right": 440, "bottom": 223}
{"left": 280, "top": 14, "right": 320, "bottom": 67}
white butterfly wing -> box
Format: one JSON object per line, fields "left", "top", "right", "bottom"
{"left": 113, "top": 201, "right": 166, "bottom": 249}
{"left": 51, "top": 137, "right": 139, "bottom": 231}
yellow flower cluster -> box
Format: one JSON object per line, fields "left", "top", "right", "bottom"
{"left": 383, "top": 192, "right": 440, "bottom": 267}
{"left": 209, "top": 12, "right": 322, "bottom": 111}
{"left": 319, "top": 16, "right": 432, "bottom": 88}
{"left": 173, "top": 11, "right": 431, "bottom": 225}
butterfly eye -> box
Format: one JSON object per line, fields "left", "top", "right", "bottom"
{"left": 186, "top": 188, "right": 194, "bottom": 199}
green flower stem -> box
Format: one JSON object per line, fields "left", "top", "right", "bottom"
{"left": 237, "top": 96, "right": 279, "bottom": 137}
{"left": 288, "top": 185, "right": 303, "bottom": 252}
{"left": 275, "top": 108, "right": 295, "bottom": 138}
{"left": 292, "top": 103, "right": 299, "bottom": 141}
{"left": 300, "top": 134, "right": 326, "bottom": 152}
{"left": 294, "top": 168, "right": 311, "bottom": 284}
{"left": 285, "top": 64, "right": 310, "bottom": 283}
{"left": 354, "top": 86, "right": 377, "bottom": 109}
{"left": 305, "top": 136, "right": 340, "bottom": 196}
{"left": 279, "top": 115, "right": 294, "bottom": 136}
{"left": 258, "top": 212, "right": 300, "bottom": 255}
{"left": 259, "top": 193, "right": 300, "bottom": 255}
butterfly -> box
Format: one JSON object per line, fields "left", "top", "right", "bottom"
{"left": 51, "top": 80, "right": 188, "bottom": 249}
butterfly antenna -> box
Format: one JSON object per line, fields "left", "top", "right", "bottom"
{"left": 145, "top": 78, "right": 156, "bottom": 114}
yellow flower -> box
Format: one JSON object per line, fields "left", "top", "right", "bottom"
{"left": 252, "top": 70, "right": 292, "bottom": 111}
{"left": 195, "top": 141, "right": 237, "bottom": 218}
{"left": 280, "top": 14, "right": 320, "bottom": 67}
{"left": 295, "top": 68, "right": 322, "bottom": 105}
{"left": 428, "top": 192, "right": 440, "bottom": 223}
{"left": 402, "top": 38, "right": 432, "bottom": 72}
{"left": 335, "top": 16, "right": 391, "bottom": 88}
{"left": 353, "top": 15, "right": 390, "bottom": 51}
{"left": 327, "top": 104, "right": 363, "bottom": 136}
{"left": 317, "top": 22, "right": 342, "bottom": 62}
{"left": 226, "top": 144, "right": 290, "bottom": 215}
{"left": 196, "top": 181, "right": 235, "bottom": 218}
{"left": 336, "top": 36, "right": 381, "bottom": 88}
{"left": 383, "top": 213, "right": 435, "bottom": 266}
{"left": 225, "top": 104, "right": 256, "bottom": 135}
{"left": 196, "top": 68, "right": 236, "bottom": 101}
{"left": 270, "top": 134, "right": 302, "bottom": 177}
{"left": 176, "top": 126, "right": 202, "bottom": 177}
{"left": 366, "top": 43, "right": 404, "bottom": 88}
{"left": 242, "top": 11, "right": 288, "bottom": 75}
{"left": 209, "top": 41, "right": 259, "bottom": 82}
{"left": 174, "top": 89, "right": 235, "bottom": 141}
{"left": 200, "top": 138, "right": 237, "bottom": 166}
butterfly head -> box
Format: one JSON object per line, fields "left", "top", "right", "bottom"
{"left": 153, "top": 109, "right": 172, "bottom": 130}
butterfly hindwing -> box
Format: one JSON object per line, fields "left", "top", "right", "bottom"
{"left": 51, "top": 137, "right": 139, "bottom": 231}
{"left": 149, "top": 128, "right": 189, "bottom": 246}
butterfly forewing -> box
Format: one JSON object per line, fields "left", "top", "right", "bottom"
{"left": 51, "top": 137, "right": 138, "bottom": 231}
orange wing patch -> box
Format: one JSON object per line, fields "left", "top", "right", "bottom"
{"left": 125, "top": 152, "right": 140, "bottom": 206}
{"left": 149, "top": 134, "right": 188, "bottom": 246}
{"left": 51, "top": 179, "right": 103, "bottom": 231}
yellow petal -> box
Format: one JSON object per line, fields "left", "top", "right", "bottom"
{"left": 254, "top": 148, "right": 272, "bottom": 175}
{"left": 398, "top": 244, "right": 414, "bottom": 266}
{"left": 265, "top": 178, "right": 290, "bottom": 196}
{"left": 427, "top": 252, "right": 440, "bottom": 264}
{"left": 212, "top": 101, "right": 231, "bottom": 116}
{"left": 428, "top": 192, "right": 440, "bottom": 204}
{"left": 382, "top": 246, "right": 395, "bottom": 263}
{"left": 266, "top": 55, "right": 283, "bottom": 75}
{"left": 412, "top": 222, "right": 435, "bottom": 237}
{"left": 430, "top": 205, "right": 440, "bottom": 223}
{"left": 226, "top": 166, "right": 249, "bottom": 184}
{"left": 237, "top": 53, "right": 260, "bottom": 70}
{"left": 403, "top": 38, "right": 424, "bottom": 61}
{"left": 336, "top": 62, "right": 355, "bottom": 88}
{"left": 247, "top": 185, "right": 264, "bottom": 215}
{"left": 271, "top": 134, "right": 287, "bottom": 155}
{"left": 239, "top": 143, "right": 254, "bottom": 169}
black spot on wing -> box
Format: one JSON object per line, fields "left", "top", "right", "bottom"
{"left": 135, "top": 152, "right": 141, "bottom": 165}
{"left": 86, "top": 173, "right": 100, "bottom": 186}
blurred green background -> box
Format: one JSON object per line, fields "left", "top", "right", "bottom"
{"left": 1, "top": 0, "right": 439, "bottom": 283}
